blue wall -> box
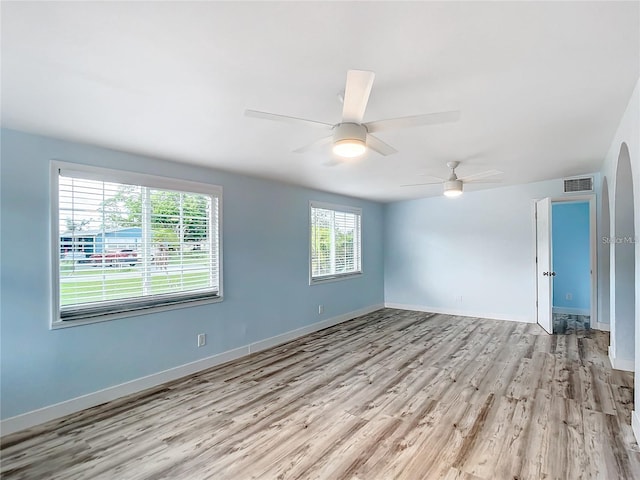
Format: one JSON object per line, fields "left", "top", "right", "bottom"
{"left": 551, "top": 202, "right": 590, "bottom": 311}
{"left": 0, "top": 129, "right": 385, "bottom": 420}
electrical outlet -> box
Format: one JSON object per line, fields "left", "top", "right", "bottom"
{"left": 318, "top": 304, "right": 324, "bottom": 314}
{"left": 197, "top": 333, "right": 206, "bottom": 347}
{"left": 566, "top": 293, "right": 572, "bottom": 301}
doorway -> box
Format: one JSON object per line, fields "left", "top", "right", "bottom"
{"left": 600, "top": 178, "right": 611, "bottom": 328}
{"left": 551, "top": 201, "right": 591, "bottom": 333}
{"left": 609, "top": 142, "right": 636, "bottom": 372}
{"left": 535, "top": 195, "right": 597, "bottom": 334}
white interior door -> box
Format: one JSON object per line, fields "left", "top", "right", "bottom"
{"left": 536, "top": 197, "right": 553, "bottom": 334}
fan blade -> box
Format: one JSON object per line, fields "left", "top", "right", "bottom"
{"left": 366, "top": 134, "right": 397, "bottom": 156}
{"left": 245, "top": 110, "right": 333, "bottom": 129}
{"left": 464, "top": 179, "right": 502, "bottom": 184}
{"left": 292, "top": 135, "right": 333, "bottom": 153}
{"left": 323, "top": 158, "right": 345, "bottom": 167}
{"left": 417, "top": 174, "right": 446, "bottom": 181}
{"left": 365, "top": 110, "right": 460, "bottom": 133}
{"left": 459, "top": 169, "right": 503, "bottom": 183}
{"left": 400, "top": 182, "right": 442, "bottom": 187}
{"left": 342, "top": 70, "right": 375, "bottom": 123}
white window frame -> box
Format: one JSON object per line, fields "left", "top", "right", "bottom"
{"left": 309, "top": 200, "right": 362, "bottom": 285}
{"left": 50, "top": 161, "right": 223, "bottom": 329}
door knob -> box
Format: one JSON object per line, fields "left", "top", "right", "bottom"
{"left": 551, "top": 272, "right": 556, "bottom": 276}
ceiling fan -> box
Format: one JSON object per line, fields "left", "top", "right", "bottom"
{"left": 245, "top": 70, "right": 460, "bottom": 159}
{"left": 402, "top": 161, "right": 503, "bottom": 197}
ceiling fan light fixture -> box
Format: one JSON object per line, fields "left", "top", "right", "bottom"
{"left": 443, "top": 179, "right": 463, "bottom": 197}
{"left": 332, "top": 138, "right": 366, "bottom": 158}
{"left": 332, "top": 122, "right": 368, "bottom": 158}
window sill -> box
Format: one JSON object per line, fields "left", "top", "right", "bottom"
{"left": 51, "top": 295, "right": 223, "bottom": 329}
{"left": 309, "top": 272, "right": 362, "bottom": 286}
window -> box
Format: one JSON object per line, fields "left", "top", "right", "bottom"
{"left": 310, "top": 201, "right": 362, "bottom": 283}
{"left": 52, "top": 162, "right": 222, "bottom": 325}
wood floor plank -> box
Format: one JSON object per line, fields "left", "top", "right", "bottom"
{"left": 2, "top": 308, "right": 639, "bottom": 480}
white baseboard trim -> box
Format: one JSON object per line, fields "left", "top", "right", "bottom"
{"left": 0, "top": 345, "right": 249, "bottom": 438}
{"left": 608, "top": 345, "right": 635, "bottom": 372}
{"left": 384, "top": 302, "right": 534, "bottom": 324}
{"left": 609, "top": 345, "right": 615, "bottom": 369}
{"left": 249, "top": 304, "right": 383, "bottom": 353}
{"left": 552, "top": 307, "right": 590, "bottom": 316}
{"left": 594, "top": 322, "right": 610, "bottom": 332}
{"left": 633, "top": 411, "right": 640, "bottom": 445}
{"left": 0, "top": 304, "right": 383, "bottom": 437}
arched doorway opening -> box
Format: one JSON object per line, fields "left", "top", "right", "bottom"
{"left": 611, "top": 142, "right": 635, "bottom": 371}
{"left": 600, "top": 178, "right": 610, "bottom": 327}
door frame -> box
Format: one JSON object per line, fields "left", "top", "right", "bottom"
{"left": 533, "top": 194, "right": 598, "bottom": 329}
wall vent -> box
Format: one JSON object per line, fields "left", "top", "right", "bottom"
{"left": 563, "top": 176, "right": 593, "bottom": 193}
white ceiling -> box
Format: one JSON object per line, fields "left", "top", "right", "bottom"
{"left": 2, "top": 1, "right": 638, "bottom": 202}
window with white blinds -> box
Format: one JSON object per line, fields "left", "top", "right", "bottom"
{"left": 53, "top": 162, "right": 222, "bottom": 325}
{"left": 310, "top": 201, "right": 362, "bottom": 283}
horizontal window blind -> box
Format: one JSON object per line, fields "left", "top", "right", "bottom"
{"left": 310, "top": 202, "right": 362, "bottom": 282}
{"left": 57, "top": 168, "right": 221, "bottom": 321}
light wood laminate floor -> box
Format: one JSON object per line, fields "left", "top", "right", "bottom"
{"left": 2, "top": 309, "right": 639, "bottom": 479}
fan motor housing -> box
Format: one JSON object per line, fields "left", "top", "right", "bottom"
{"left": 333, "top": 123, "right": 367, "bottom": 144}
{"left": 444, "top": 179, "right": 463, "bottom": 196}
